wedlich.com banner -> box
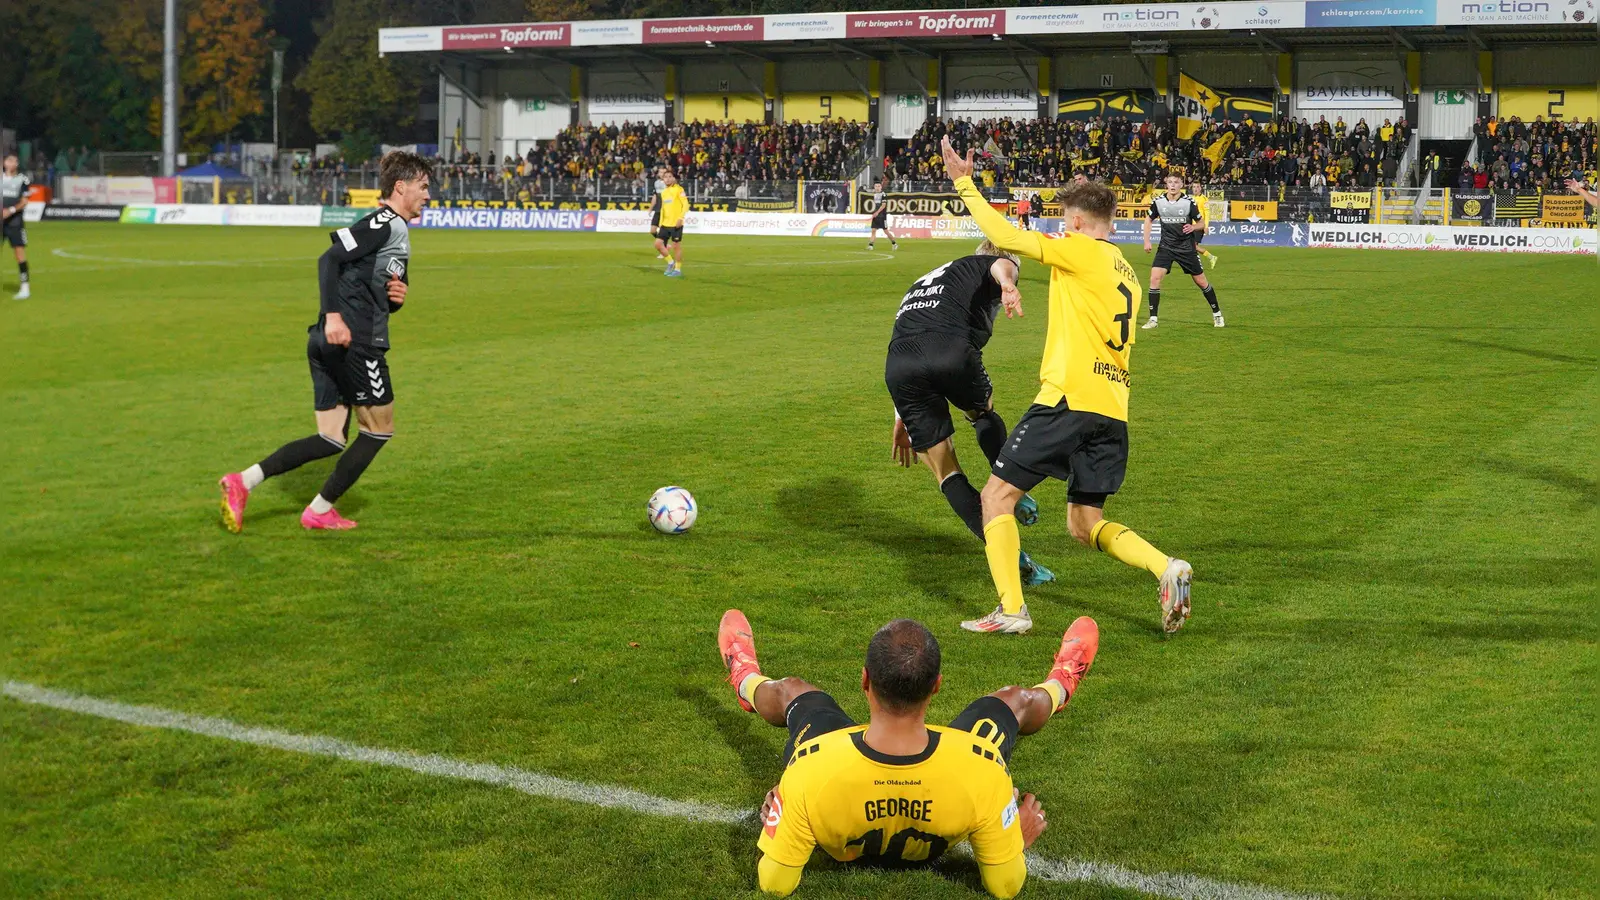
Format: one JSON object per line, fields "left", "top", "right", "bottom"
{"left": 1302, "top": 224, "right": 1595, "bottom": 254}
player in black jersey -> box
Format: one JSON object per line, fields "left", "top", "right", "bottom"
{"left": 886, "top": 242, "right": 1053, "bottom": 586}
{"left": 216, "top": 151, "right": 432, "bottom": 532}
{"left": 865, "top": 174, "right": 899, "bottom": 251}
{"left": 1141, "top": 174, "right": 1223, "bottom": 329}
{"left": 1, "top": 153, "right": 31, "bottom": 300}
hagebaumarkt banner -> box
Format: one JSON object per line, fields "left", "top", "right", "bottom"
{"left": 1451, "top": 190, "right": 1493, "bottom": 222}
{"left": 418, "top": 207, "right": 599, "bottom": 231}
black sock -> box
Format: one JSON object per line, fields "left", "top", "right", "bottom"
{"left": 317, "top": 430, "right": 390, "bottom": 503}
{"left": 970, "top": 409, "right": 1008, "bottom": 466}
{"left": 1202, "top": 286, "right": 1220, "bottom": 314}
{"left": 939, "top": 471, "right": 986, "bottom": 542}
{"left": 258, "top": 433, "right": 344, "bottom": 478}
{"left": 18, "top": 261, "right": 28, "bottom": 284}
{"left": 1147, "top": 288, "right": 1161, "bottom": 317}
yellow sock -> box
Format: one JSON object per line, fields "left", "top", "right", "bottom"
{"left": 737, "top": 674, "right": 771, "bottom": 708}
{"left": 1089, "top": 520, "right": 1170, "bottom": 578}
{"left": 983, "top": 514, "right": 1026, "bottom": 614}
{"left": 1034, "top": 680, "right": 1066, "bottom": 713}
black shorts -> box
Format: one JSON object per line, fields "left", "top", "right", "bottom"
{"left": 2, "top": 215, "right": 25, "bottom": 248}
{"left": 885, "top": 334, "right": 992, "bottom": 452}
{"left": 650, "top": 211, "right": 661, "bottom": 229}
{"left": 307, "top": 327, "right": 393, "bottom": 411}
{"left": 781, "top": 691, "right": 1020, "bottom": 767}
{"left": 871, "top": 211, "right": 889, "bottom": 230}
{"left": 656, "top": 225, "right": 683, "bottom": 243}
{"left": 1152, "top": 245, "right": 1203, "bottom": 276}
{"left": 993, "top": 399, "right": 1128, "bottom": 506}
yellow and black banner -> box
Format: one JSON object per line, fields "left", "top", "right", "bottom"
{"left": 1057, "top": 89, "right": 1155, "bottom": 122}
{"left": 1539, "top": 194, "right": 1588, "bottom": 225}
{"left": 1330, "top": 191, "right": 1373, "bottom": 210}
{"left": 1493, "top": 192, "right": 1542, "bottom": 220}
{"left": 1451, "top": 191, "right": 1493, "bottom": 222}
{"left": 1175, "top": 73, "right": 1275, "bottom": 141}
{"left": 1229, "top": 200, "right": 1278, "bottom": 221}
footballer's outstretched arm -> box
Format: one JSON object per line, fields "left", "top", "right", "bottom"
{"left": 941, "top": 136, "right": 1046, "bottom": 262}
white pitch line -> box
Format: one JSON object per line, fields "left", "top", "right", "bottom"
{"left": 3, "top": 680, "right": 1328, "bottom": 900}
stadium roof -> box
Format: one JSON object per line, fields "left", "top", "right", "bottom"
{"left": 379, "top": 1, "right": 1598, "bottom": 61}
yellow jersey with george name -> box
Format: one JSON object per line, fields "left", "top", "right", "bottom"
{"left": 757, "top": 723, "right": 1023, "bottom": 872}
{"left": 954, "top": 176, "right": 1140, "bottom": 422}
{"left": 658, "top": 184, "right": 688, "bottom": 227}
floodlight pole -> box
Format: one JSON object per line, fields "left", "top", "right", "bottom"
{"left": 162, "top": 0, "right": 178, "bottom": 175}
{"left": 270, "top": 38, "right": 290, "bottom": 151}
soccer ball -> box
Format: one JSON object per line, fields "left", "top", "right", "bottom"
{"left": 647, "top": 486, "right": 697, "bottom": 534}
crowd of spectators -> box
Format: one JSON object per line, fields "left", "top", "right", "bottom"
{"left": 417, "top": 120, "right": 872, "bottom": 201}
{"left": 1461, "top": 116, "right": 1597, "bottom": 192}
{"left": 889, "top": 114, "right": 1414, "bottom": 191}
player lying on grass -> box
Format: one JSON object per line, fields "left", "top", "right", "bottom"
{"left": 887, "top": 244, "right": 1053, "bottom": 586}
{"left": 940, "top": 136, "right": 1193, "bottom": 636}
{"left": 217, "top": 151, "right": 431, "bottom": 532}
{"left": 1142, "top": 174, "right": 1223, "bottom": 329}
{"left": 719, "top": 610, "right": 1099, "bottom": 898}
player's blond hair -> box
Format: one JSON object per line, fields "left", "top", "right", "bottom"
{"left": 975, "top": 239, "right": 1020, "bottom": 267}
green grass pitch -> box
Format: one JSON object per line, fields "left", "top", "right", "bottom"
{"left": 1, "top": 223, "right": 1594, "bottom": 899}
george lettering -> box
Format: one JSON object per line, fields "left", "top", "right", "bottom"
{"left": 863, "top": 797, "right": 934, "bottom": 822}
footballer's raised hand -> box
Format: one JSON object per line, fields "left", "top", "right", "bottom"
{"left": 941, "top": 136, "right": 975, "bottom": 182}
{"left": 1001, "top": 283, "right": 1024, "bottom": 319}
{"left": 892, "top": 417, "right": 917, "bottom": 468}
{"left": 324, "top": 312, "right": 353, "bottom": 347}
{"left": 386, "top": 276, "right": 408, "bottom": 309}
{"left": 1017, "top": 791, "right": 1047, "bottom": 849}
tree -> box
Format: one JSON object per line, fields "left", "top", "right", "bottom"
{"left": 298, "top": 0, "right": 415, "bottom": 157}
{"left": 182, "top": 0, "right": 270, "bottom": 144}
{"left": 104, "top": 0, "right": 272, "bottom": 148}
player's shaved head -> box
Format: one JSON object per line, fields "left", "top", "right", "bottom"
{"left": 1058, "top": 181, "right": 1116, "bottom": 226}
{"left": 865, "top": 619, "right": 941, "bottom": 713}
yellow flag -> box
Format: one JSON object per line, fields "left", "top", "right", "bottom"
{"left": 1176, "top": 72, "right": 1221, "bottom": 140}
{"left": 1202, "top": 132, "right": 1235, "bottom": 170}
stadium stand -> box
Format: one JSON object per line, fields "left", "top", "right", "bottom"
{"left": 889, "top": 115, "right": 1413, "bottom": 191}
{"left": 1468, "top": 117, "right": 1597, "bottom": 192}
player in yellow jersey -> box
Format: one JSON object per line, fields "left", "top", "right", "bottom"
{"left": 1191, "top": 180, "right": 1219, "bottom": 269}
{"left": 937, "top": 136, "right": 1193, "bottom": 636}
{"left": 654, "top": 169, "right": 688, "bottom": 277}
{"left": 718, "top": 609, "right": 1100, "bottom": 898}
